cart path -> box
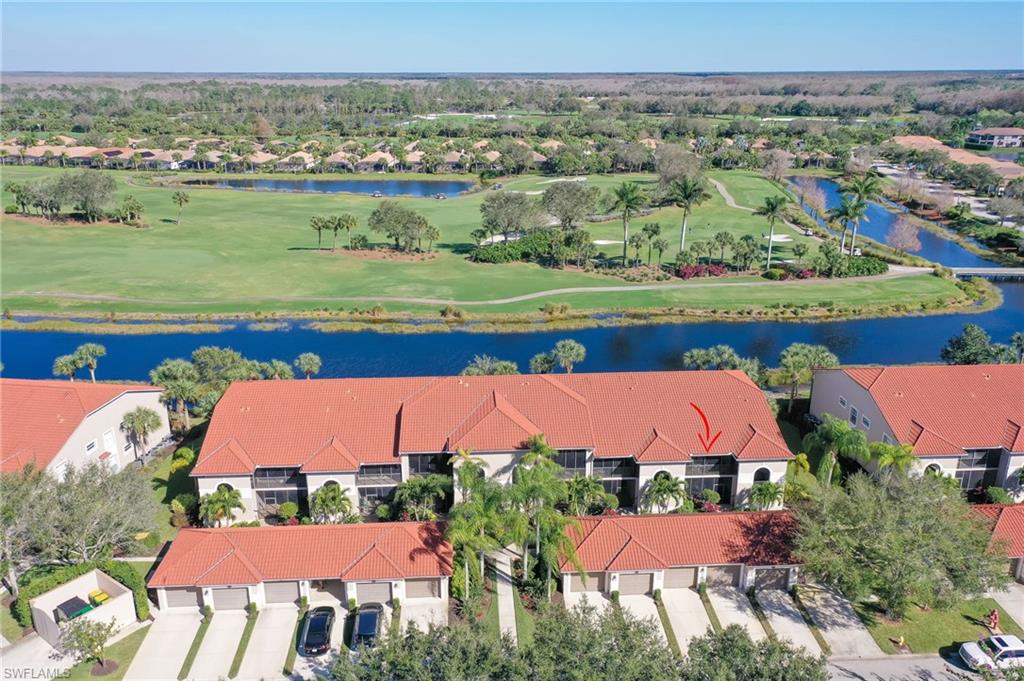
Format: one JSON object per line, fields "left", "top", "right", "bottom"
{"left": 708, "top": 177, "right": 821, "bottom": 240}
{"left": 6, "top": 267, "right": 932, "bottom": 308}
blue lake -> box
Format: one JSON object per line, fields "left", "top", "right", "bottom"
{"left": 184, "top": 177, "right": 476, "bottom": 197}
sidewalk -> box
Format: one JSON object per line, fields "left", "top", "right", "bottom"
{"left": 490, "top": 552, "right": 518, "bottom": 646}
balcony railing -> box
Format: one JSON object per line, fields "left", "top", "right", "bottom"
{"left": 253, "top": 476, "right": 300, "bottom": 489}
{"left": 356, "top": 473, "right": 402, "bottom": 486}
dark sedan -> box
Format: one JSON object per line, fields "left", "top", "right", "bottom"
{"left": 352, "top": 603, "right": 384, "bottom": 649}
{"left": 299, "top": 606, "right": 335, "bottom": 657}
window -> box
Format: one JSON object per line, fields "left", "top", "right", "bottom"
{"left": 882, "top": 433, "right": 893, "bottom": 445}
{"left": 753, "top": 468, "right": 771, "bottom": 484}
{"left": 253, "top": 467, "right": 301, "bottom": 488}
{"left": 600, "top": 478, "right": 637, "bottom": 509}
{"left": 123, "top": 441, "right": 133, "bottom": 452}
{"left": 554, "top": 449, "right": 587, "bottom": 474}
{"left": 955, "top": 449, "right": 1002, "bottom": 491}
{"left": 686, "top": 476, "right": 733, "bottom": 501}
{"left": 358, "top": 486, "right": 396, "bottom": 513}
{"left": 861, "top": 416, "right": 871, "bottom": 429}
{"left": 407, "top": 454, "right": 443, "bottom": 476}
{"left": 257, "top": 488, "right": 299, "bottom": 506}
{"left": 53, "top": 461, "right": 69, "bottom": 479}
{"left": 85, "top": 440, "right": 97, "bottom": 452}
{"left": 849, "top": 406, "right": 859, "bottom": 425}
{"left": 686, "top": 456, "right": 736, "bottom": 477}
{"left": 357, "top": 464, "right": 402, "bottom": 485}
{"left": 592, "top": 457, "right": 637, "bottom": 479}
{"left": 217, "top": 483, "right": 234, "bottom": 492}
{"left": 838, "top": 396, "right": 848, "bottom": 408}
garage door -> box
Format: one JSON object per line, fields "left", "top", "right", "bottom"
{"left": 211, "top": 587, "right": 250, "bottom": 610}
{"left": 618, "top": 573, "right": 653, "bottom": 595}
{"left": 405, "top": 578, "right": 440, "bottom": 599}
{"left": 664, "top": 567, "right": 696, "bottom": 589}
{"left": 570, "top": 573, "right": 605, "bottom": 593}
{"left": 356, "top": 581, "right": 391, "bottom": 604}
{"left": 1012, "top": 558, "right": 1023, "bottom": 583}
{"left": 754, "top": 568, "right": 789, "bottom": 591}
{"left": 165, "top": 587, "right": 201, "bottom": 609}
{"left": 265, "top": 581, "right": 300, "bottom": 604}
{"left": 706, "top": 565, "right": 741, "bottom": 587}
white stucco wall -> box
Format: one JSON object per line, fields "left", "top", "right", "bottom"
{"left": 465, "top": 451, "right": 523, "bottom": 485}
{"left": 735, "top": 460, "right": 789, "bottom": 508}
{"left": 196, "top": 475, "right": 256, "bottom": 522}
{"left": 51, "top": 390, "right": 170, "bottom": 474}
{"left": 306, "top": 472, "right": 360, "bottom": 512}
{"left": 809, "top": 370, "right": 895, "bottom": 443}
{"left": 636, "top": 463, "right": 688, "bottom": 510}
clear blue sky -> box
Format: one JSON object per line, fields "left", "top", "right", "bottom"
{"left": 3, "top": 1, "right": 1022, "bottom": 72}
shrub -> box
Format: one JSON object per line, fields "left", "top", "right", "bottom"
{"left": 653, "top": 588, "right": 662, "bottom": 603}
{"left": 676, "top": 264, "right": 727, "bottom": 280}
{"left": 610, "top": 590, "right": 620, "bottom": 604}
{"left": 469, "top": 228, "right": 562, "bottom": 264}
{"left": 300, "top": 516, "right": 313, "bottom": 525}
{"left": 347, "top": 597, "right": 357, "bottom": 613}
{"left": 987, "top": 486, "right": 1013, "bottom": 505}
{"left": 173, "top": 493, "right": 198, "bottom": 517}
{"left": 701, "top": 489, "right": 721, "bottom": 505}
{"left": 350, "top": 234, "right": 370, "bottom": 250}
{"left": 14, "top": 560, "right": 149, "bottom": 628}
{"left": 374, "top": 503, "right": 393, "bottom": 521}
{"left": 762, "top": 268, "right": 788, "bottom": 280}
{"left": 245, "top": 602, "right": 259, "bottom": 618}
{"left": 842, "top": 256, "right": 888, "bottom": 277}
{"left": 278, "top": 501, "right": 299, "bottom": 520}
{"left": 140, "top": 532, "right": 161, "bottom": 549}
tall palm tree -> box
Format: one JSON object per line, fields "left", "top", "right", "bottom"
{"left": 827, "top": 194, "right": 864, "bottom": 255}
{"left": 52, "top": 354, "right": 81, "bottom": 381}
{"left": 310, "top": 215, "right": 325, "bottom": 250}
{"left": 712, "top": 231, "right": 735, "bottom": 264}
{"left": 150, "top": 358, "right": 200, "bottom": 430}
{"left": 610, "top": 182, "right": 647, "bottom": 266}
{"left": 121, "top": 406, "right": 162, "bottom": 461}
{"left": 565, "top": 474, "right": 617, "bottom": 516}
{"left": 536, "top": 509, "right": 584, "bottom": 599}
{"left": 869, "top": 441, "right": 916, "bottom": 474}
{"left": 335, "top": 213, "right": 358, "bottom": 251}
{"left": 642, "top": 472, "right": 685, "bottom": 514}
{"left": 778, "top": 343, "right": 839, "bottom": 412}
{"left": 73, "top": 343, "right": 106, "bottom": 383}
{"left": 447, "top": 480, "right": 505, "bottom": 595}
{"left": 802, "top": 415, "right": 869, "bottom": 487}
{"left": 667, "top": 177, "right": 711, "bottom": 254}
{"left": 843, "top": 174, "right": 882, "bottom": 256}
{"left": 641, "top": 222, "right": 661, "bottom": 265}
{"left": 294, "top": 352, "right": 322, "bottom": 379}
{"left": 199, "top": 486, "right": 245, "bottom": 527}
{"left": 171, "top": 191, "right": 190, "bottom": 224}
{"left": 448, "top": 448, "right": 489, "bottom": 501}
{"left": 754, "top": 195, "right": 789, "bottom": 270}
{"left": 510, "top": 463, "right": 567, "bottom": 579}
{"left": 520, "top": 434, "right": 557, "bottom": 470}
{"left": 393, "top": 474, "right": 452, "bottom": 520}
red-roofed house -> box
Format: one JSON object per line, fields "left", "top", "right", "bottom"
{"left": 975, "top": 504, "right": 1024, "bottom": 582}
{"left": 561, "top": 511, "right": 798, "bottom": 597}
{"left": 192, "top": 371, "right": 791, "bottom": 521}
{"left": 1, "top": 379, "right": 170, "bottom": 475}
{"left": 148, "top": 522, "right": 451, "bottom": 611}
{"left": 809, "top": 365, "right": 1024, "bottom": 500}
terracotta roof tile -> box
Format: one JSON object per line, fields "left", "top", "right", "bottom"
{"left": 301, "top": 437, "right": 360, "bottom": 473}
{"left": 836, "top": 365, "right": 1024, "bottom": 456}
{"left": 975, "top": 504, "right": 1024, "bottom": 557}
{"left": 566, "top": 511, "right": 796, "bottom": 571}
{"left": 149, "top": 522, "right": 452, "bottom": 588}
{"left": 0, "top": 379, "right": 161, "bottom": 472}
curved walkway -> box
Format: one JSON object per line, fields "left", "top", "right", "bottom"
{"left": 8, "top": 266, "right": 931, "bottom": 308}
{"left": 708, "top": 177, "right": 820, "bottom": 240}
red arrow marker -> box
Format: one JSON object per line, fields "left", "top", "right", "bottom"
{"left": 689, "top": 402, "right": 722, "bottom": 453}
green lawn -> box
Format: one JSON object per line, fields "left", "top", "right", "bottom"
{"left": 1, "top": 598, "right": 25, "bottom": 642}
{"left": 482, "top": 571, "right": 500, "bottom": 641}
{"left": 513, "top": 590, "right": 535, "bottom": 648}
{"left": 855, "top": 598, "right": 1024, "bottom": 655}
{"left": 777, "top": 418, "right": 804, "bottom": 456}
{"left": 128, "top": 561, "right": 156, "bottom": 582}
{"left": 64, "top": 625, "right": 150, "bottom": 680}
{"left": 145, "top": 423, "right": 205, "bottom": 542}
{"left": 0, "top": 166, "right": 954, "bottom": 318}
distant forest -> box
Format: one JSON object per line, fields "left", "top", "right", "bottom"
{"left": 2, "top": 72, "right": 1022, "bottom": 140}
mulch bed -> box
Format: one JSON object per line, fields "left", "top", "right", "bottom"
{"left": 323, "top": 248, "right": 437, "bottom": 262}
{"left": 91, "top": 660, "right": 118, "bottom": 676}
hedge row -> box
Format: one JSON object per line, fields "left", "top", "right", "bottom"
{"left": 14, "top": 559, "right": 150, "bottom": 628}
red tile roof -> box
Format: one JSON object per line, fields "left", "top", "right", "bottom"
{"left": 975, "top": 504, "right": 1024, "bottom": 557}
{"left": 0, "top": 379, "right": 161, "bottom": 473}
{"left": 193, "top": 371, "right": 790, "bottom": 476}
{"left": 565, "top": 511, "right": 796, "bottom": 572}
{"left": 148, "top": 522, "right": 452, "bottom": 588}
{"left": 837, "top": 365, "right": 1024, "bottom": 456}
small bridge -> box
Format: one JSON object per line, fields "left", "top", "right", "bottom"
{"left": 950, "top": 267, "right": 1024, "bottom": 281}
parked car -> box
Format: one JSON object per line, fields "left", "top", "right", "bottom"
{"left": 352, "top": 603, "right": 384, "bottom": 648}
{"left": 960, "top": 635, "right": 1024, "bottom": 671}
{"left": 803, "top": 228, "right": 814, "bottom": 236}
{"left": 299, "top": 606, "right": 335, "bottom": 657}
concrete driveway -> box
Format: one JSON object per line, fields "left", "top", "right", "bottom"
{"left": 564, "top": 591, "right": 611, "bottom": 615}
{"left": 401, "top": 598, "right": 448, "bottom": 633}
{"left": 0, "top": 633, "right": 73, "bottom": 680}
{"left": 991, "top": 582, "right": 1024, "bottom": 622}
{"left": 124, "top": 611, "right": 202, "bottom": 681}
{"left": 706, "top": 587, "right": 766, "bottom": 641}
{"left": 660, "top": 588, "right": 713, "bottom": 653}
{"left": 799, "top": 585, "right": 882, "bottom": 659}
{"left": 188, "top": 610, "right": 247, "bottom": 681}
{"left": 755, "top": 589, "right": 822, "bottom": 654}
{"left": 237, "top": 604, "right": 297, "bottom": 681}
{"left": 291, "top": 604, "right": 349, "bottom": 681}
{"left": 618, "top": 594, "right": 666, "bottom": 643}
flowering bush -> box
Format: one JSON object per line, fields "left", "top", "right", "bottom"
{"left": 701, "top": 502, "right": 721, "bottom": 513}
{"left": 794, "top": 269, "right": 815, "bottom": 279}
{"left": 676, "top": 264, "right": 727, "bottom": 280}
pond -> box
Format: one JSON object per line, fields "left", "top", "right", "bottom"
{"left": 2, "top": 282, "right": 1021, "bottom": 380}
{"left": 790, "top": 176, "right": 997, "bottom": 269}
{"left": 183, "top": 177, "right": 477, "bottom": 197}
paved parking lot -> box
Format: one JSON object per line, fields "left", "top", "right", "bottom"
{"left": 237, "top": 604, "right": 297, "bottom": 680}
{"left": 401, "top": 598, "right": 448, "bottom": 632}
{"left": 755, "top": 589, "right": 822, "bottom": 653}
{"left": 660, "top": 588, "right": 713, "bottom": 653}
{"left": 124, "top": 611, "right": 201, "bottom": 681}
{"left": 188, "top": 610, "right": 247, "bottom": 681}
{"left": 706, "top": 587, "right": 766, "bottom": 641}
{"left": 618, "top": 594, "right": 666, "bottom": 643}
{"left": 799, "top": 585, "right": 882, "bottom": 658}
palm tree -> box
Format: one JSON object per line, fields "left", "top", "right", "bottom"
{"left": 199, "top": 486, "right": 245, "bottom": 527}
{"left": 121, "top": 406, "right": 162, "bottom": 461}
{"left": 627, "top": 232, "right": 645, "bottom": 267}
{"left": 448, "top": 448, "right": 488, "bottom": 501}
{"left": 73, "top": 343, "right": 106, "bottom": 383}
{"left": 447, "top": 479, "right": 505, "bottom": 595}
{"left": 754, "top": 195, "right": 789, "bottom": 269}
{"left": 552, "top": 339, "right": 586, "bottom": 373}
{"left": 424, "top": 224, "right": 441, "bottom": 252}
{"left": 778, "top": 343, "right": 839, "bottom": 412}
{"left": 310, "top": 215, "right": 325, "bottom": 250}
{"left": 642, "top": 472, "right": 686, "bottom": 514}
{"left": 520, "top": 434, "right": 557, "bottom": 470}
{"left": 172, "top": 191, "right": 190, "bottom": 224}
{"left": 52, "top": 354, "right": 81, "bottom": 381}
{"left": 510, "top": 463, "right": 567, "bottom": 579}
{"left": 393, "top": 474, "right": 452, "bottom": 520}
{"left": 610, "top": 182, "right": 647, "bottom": 266}
{"left": 828, "top": 194, "right": 867, "bottom": 255}
{"left": 793, "top": 242, "right": 809, "bottom": 264}
{"left": 802, "top": 415, "right": 870, "bottom": 487}
{"left": 536, "top": 509, "right": 584, "bottom": 599}
{"left": 294, "top": 352, "right": 321, "bottom": 379}
{"left": 652, "top": 237, "right": 669, "bottom": 265}
{"left": 667, "top": 177, "right": 711, "bottom": 253}
{"left": 310, "top": 483, "right": 358, "bottom": 524}
{"left": 641, "top": 222, "right": 661, "bottom": 265}
{"left": 750, "top": 481, "right": 784, "bottom": 510}
{"left": 565, "top": 474, "right": 617, "bottom": 516}
{"left": 869, "top": 441, "right": 916, "bottom": 474}
{"left": 1011, "top": 331, "right": 1024, "bottom": 363}
{"left": 335, "top": 213, "right": 358, "bottom": 251}
{"left": 712, "top": 231, "right": 735, "bottom": 264}
{"left": 843, "top": 174, "right": 882, "bottom": 255}
{"left": 150, "top": 358, "right": 199, "bottom": 430}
